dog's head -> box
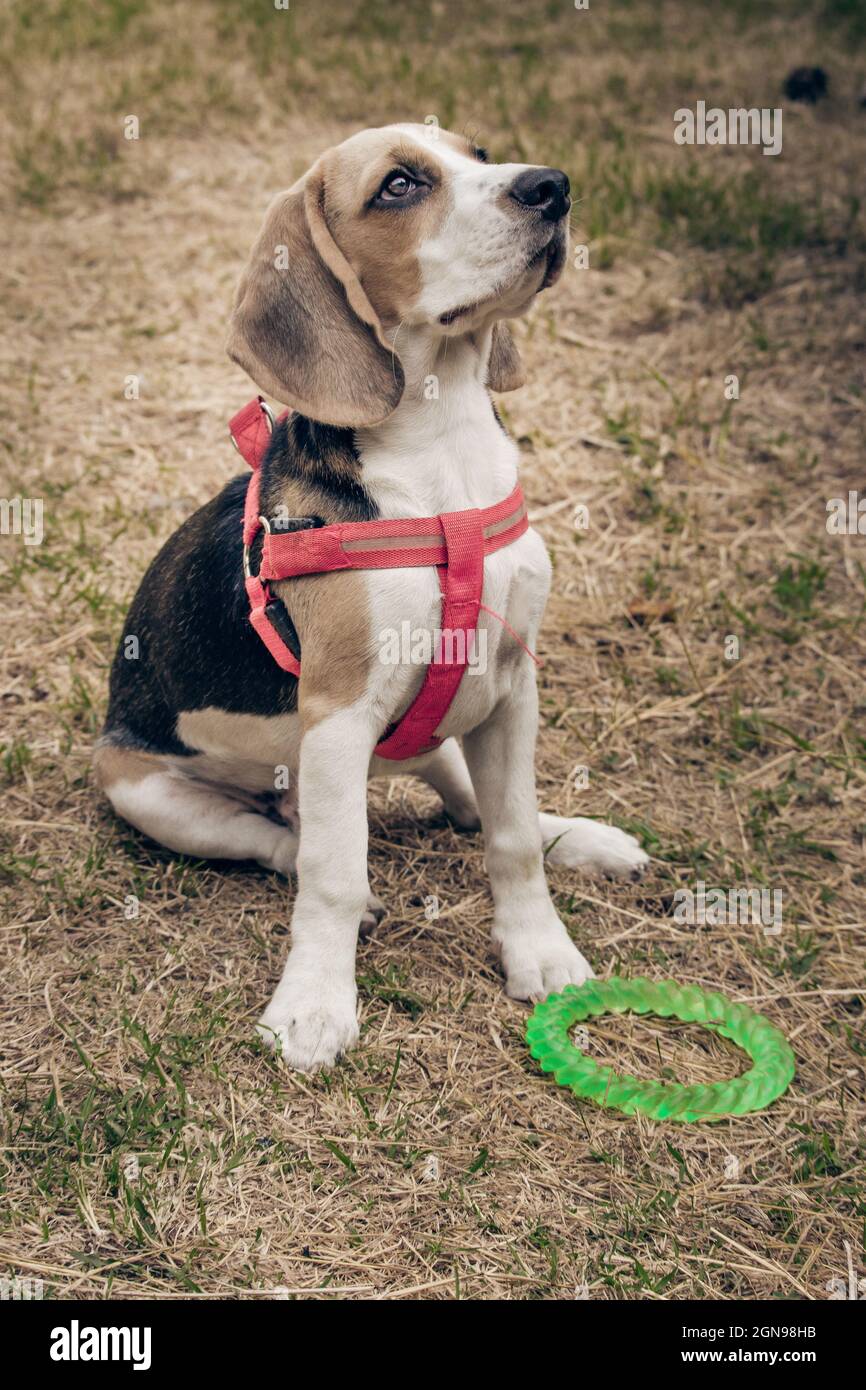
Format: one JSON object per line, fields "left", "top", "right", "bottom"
{"left": 227, "top": 123, "right": 570, "bottom": 427}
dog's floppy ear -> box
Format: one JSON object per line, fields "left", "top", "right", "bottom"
{"left": 486, "top": 321, "right": 525, "bottom": 393}
{"left": 227, "top": 162, "right": 404, "bottom": 427}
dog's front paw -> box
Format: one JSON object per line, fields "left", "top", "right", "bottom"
{"left": 497, "top": 924, "right": 594, "bottom": 1003}
{"left": 257, "top": 980, "right": 359, "bottom": 1072}
{"left": 540, "top": 815, "right": 649, "bottom": 880}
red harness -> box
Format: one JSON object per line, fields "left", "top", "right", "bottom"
{"left": 230, "top": 397, "right": 532, "bottom": 761}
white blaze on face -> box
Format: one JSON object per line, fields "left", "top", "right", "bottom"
{"left": 398, "top": 129, "right": 540, "bottom": 324}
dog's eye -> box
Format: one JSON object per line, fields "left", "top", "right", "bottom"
{"left": 378, "top": 171, "right": 418, "bottom": 201}
{"left": 474, "top": 146, "right": 489, "bottom": 163}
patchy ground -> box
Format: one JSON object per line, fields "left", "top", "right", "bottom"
{"left": 0, "top": 0, "right": 864, "bottom": 1299}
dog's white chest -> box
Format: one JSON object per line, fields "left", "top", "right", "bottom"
{"left": 357, "top": 405, "right": 551, "bottom": 741}
{"left": 362, "top": 558, "right": 549, "bottom": 742}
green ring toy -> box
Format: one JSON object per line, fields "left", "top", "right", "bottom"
{"left": 526, "top": 976, "right": 795, "bottom": 1123}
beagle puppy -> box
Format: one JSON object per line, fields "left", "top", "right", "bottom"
{"left": 95, "top": 124, "right": 648, "bottom": 1071}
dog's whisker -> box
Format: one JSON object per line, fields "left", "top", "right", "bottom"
{"left": 391, "top": 318, "right": 407, "bottom": 382}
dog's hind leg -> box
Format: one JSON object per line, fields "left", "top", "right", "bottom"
{"left": 412, "top": 739, "right": 481, "bottom": 828}
{"left": 415, "top": 740, "right": 648, "bottom": 878}
{"left": 94, "top": 745, "right": 298, "bottom": 875}
{"left": 537, "top": 813, "right": 648, "bottom": 879}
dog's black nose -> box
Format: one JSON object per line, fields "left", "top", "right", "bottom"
{"left": 509, "top": 167, "right": 571, "bottom": 221}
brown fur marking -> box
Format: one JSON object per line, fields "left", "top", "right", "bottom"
{"left": 93, "top": 744, "right": 167, "bottom": 791}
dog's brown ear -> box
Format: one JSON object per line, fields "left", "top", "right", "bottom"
{"left": 486, "top": 321, "right": 525, "bottom": 393}
{"left": 227, "top": 163, "right": 404, "bottom": 427}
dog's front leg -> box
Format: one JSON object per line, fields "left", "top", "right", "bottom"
{"left": 463, "top": 669, "right": 594, "bottom": 1001}
{"left": 257, "top": 706, "right": 377, "bottom": 1071}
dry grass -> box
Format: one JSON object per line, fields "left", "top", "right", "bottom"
{"left": 0, "top": 0, "right": 864, "bottom": 1300}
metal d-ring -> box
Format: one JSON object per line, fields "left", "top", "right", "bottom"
{"left": 242, "top": 513, "right": 271, "bottom": 581}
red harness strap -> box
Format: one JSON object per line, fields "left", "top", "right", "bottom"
{"left": 229, "top": 398, "right": 531, "bottom": 761}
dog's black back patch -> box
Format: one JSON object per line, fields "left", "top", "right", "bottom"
{"left": 102, "top": 416, "right": 377, "bottom": 754}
